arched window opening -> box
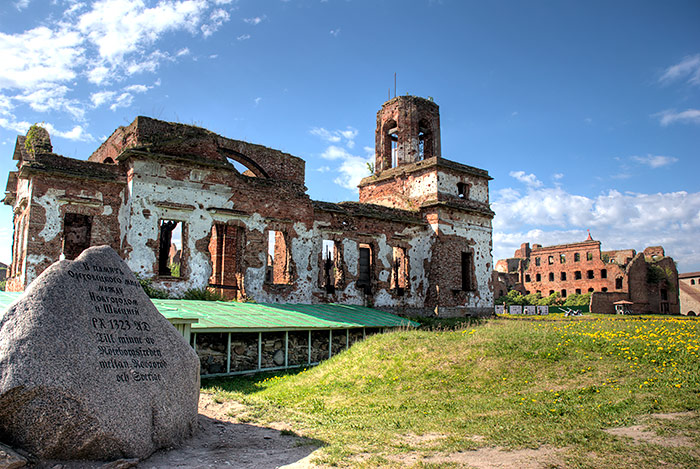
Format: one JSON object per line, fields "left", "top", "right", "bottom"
{"left": 103, "top": 157, "right": 115, "bottom": 164}
{"left": 390, "top": 132, "right": 399, "bottom": 168}
{"left": 418, "top": 119, "right": 433, "bottom": 160}
{"left": 457, "top": 182, "right": 469, "bottom": 199}
{"left": 220, "top": 147, "right": 269, "bottom": 179}
{"left": 382, "top": 119, "right": 398, "bottom": 170}
{"left": 227, "top": 158, "right": 258, "bottom": 177}
{"left": 418, "top": 131, "right": 425, "bottom": 160}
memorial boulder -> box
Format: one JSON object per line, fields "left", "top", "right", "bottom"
{"left": 0, "top": 246, "right": 199, "bottom": 461}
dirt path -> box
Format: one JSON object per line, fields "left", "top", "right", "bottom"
{"left": 140, "top": 394, "right": 319, "bottom": 469}
{"left": 33, "top": 394, "right": 320, "bottom": 469}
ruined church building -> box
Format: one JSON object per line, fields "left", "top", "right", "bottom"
{"left": 4, "top": 96, "right": 495, "bottom": 317}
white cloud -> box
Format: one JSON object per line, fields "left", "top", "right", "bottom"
{"left": 202, "top": 8, "right": 230, "bottom": 37}
{"left": 0, "top": 26, "right": 83, "bottom": 91}
{"left": 77, "top": 0, "right": 206, "bottom": 63}
{"left": 659, "top": 54, "right": 700, "bottom": 85}
{"left": 176, "top": 47, "right": 190, "bottom": 57}
{"left": 244, "top": 16, "right": 264, "bottom": 25}
{"left": 254, "top": 96, "right": 262, "bottom": 106}
{"left": 109, "top": 92, "right": 134, "bottom": 111}
{"left": 509, "top": 170, "right": 542, "bottom": 188}
{"left": 316, "top": 166, "right": 331, "bottom": 173}
{"left": 0, "top": 118, "right": 92, "bottom": 142}
{"left": 320, "top": 145, "right": 350, "bottom": 160}
{"left": 656, "top": 109, "right": 700, "bottom": 126}
{"left": 0, "top": 0, "right": 233, "bottom": 118}
{"left": 90, "top": 90, "right": 116, "bottom": 107}
{"left": 14, "top": 0, "right": 30, "bottom": 10}
{"left": 631, "top": 154, "right": 678, "bottom": 168}
{"left": 311, "top": 127, "right": 341, "bottom": 143}
{"left": 552, "top": 173, "right": 564, "bottom": 181}
{"left": 42, "top": 123, "right": 94, "bottom": 142}
{"left": 237, "top": 34, "right": 250, "bottom": 41}
{"left": 0, "top": 117, "right": 32, "bottom": 134}
{"left": 492, "top": 179, "right": 700, "bottom": 272}
{"left": 318, "top": 145, "right": 373, "bottom": 191}
{"left": 330, "top": 28, "right": 340, "bottom": 37}
{"left": 310, "top": 126, "right": 357, "bottom": 148}
{"left": 13, "top": 85, "right": 85, "bottom": 119}
{"left": 124, "top": 84, "right": 149, "bottom": 93}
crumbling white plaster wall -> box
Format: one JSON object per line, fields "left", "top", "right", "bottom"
{"left": 437, "top": 171, "right": 489, "bottom": 203}
{"left": 438, "top": 211, "right": 494, "bottom": 310}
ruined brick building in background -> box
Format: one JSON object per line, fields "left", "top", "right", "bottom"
{"left": 679, "top": 272, "right": 700, "bottom": 316}
{"left": 4, "top": 96, "right": 495, "bottom": 317}
{"left": 493, "top": 234, "right": 680, "bottom": 314}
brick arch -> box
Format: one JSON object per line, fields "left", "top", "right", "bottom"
{"left": 220, "top": 147, "right": 270, "bottom": 179}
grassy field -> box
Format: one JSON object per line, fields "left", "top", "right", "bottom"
{"left": 203, "top": 315, "right": 700, "bottom": 468}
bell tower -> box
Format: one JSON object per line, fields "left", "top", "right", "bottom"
{"left": 374, "top": 96, "right": 441, "bottom": 173}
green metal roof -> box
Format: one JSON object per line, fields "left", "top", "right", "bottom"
{"left": 152, "top": 299, "right": 417, "bottom": 331}
{"left": 0, "top": 291, "right": 418, "bottom": 331}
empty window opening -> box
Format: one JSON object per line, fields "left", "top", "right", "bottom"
{"left": 391, "top": 247, "right": 408, "bottom": 295}
{"left": 601, "top": 287, "right": 608, "bottom": 292}
{"left": 549, "top": 290, "right": 554, "bottom": 295}
{"left": 267, "top": 230, "right": 291, "bottom": 284}
{"left": 560, "top": 254, "right": 566, "bottom": 263}
{"left": 208, "top": 224, "right": 239, "bottom": 297}
{"left": 525, "top": 274, "right": 531, "bottom": 282}
{"left": 322, "top": 239, "right": 336, "bottom": 294}
{"left": 587, "top": 252, "right": 593, "bottom": 261}
{"left": 561, "top": 289, "right": 567, "bottom": 298}
{"left": 390, "top": 132, "right": 399, "bottom": 168}
{"left": 227, "top": 158, "right": 258, "bottom": 177}
{"left": 691, "top": 279, "right": 696, "bottom": 285}
{"left": 574, "top": 252, "right": 580, "bottom": 262}
{"left": 561, "top": 272, "right": 567, "bottom": 281}
{"left": 548, "top": 256, "right": 554, "bottom": 265}
{"left": 661, "top": 288, "right": 668, "bottom": 301}
{"left": 587, "top": 270, "right": 594, "bottom": 279}
{"left": 63, "top": 213, "right": 93, "bottom": 261}
{"left": 575, "top": 271, "right": 582, "bottom": 280}
{"left": 357, "top": 244, "right": 372, "bottom": 293}
{"left": 457, "top": 182, "right": 469, "bottom": 199}
{"left": 535, "top": 257, "right": 541, "bottom": 266}
{"left": 588, "top": 287, "right": 594, "bottom": 293}
{"left": 103, "top": 157, "right": 115, "bottom": 164}
{"left": 461, "top": 251, "right": 474, "bottom": 291}
{"left": 418, "top": 131, "right": 425, "bottom": 160}
{"left": 548, "top": 272, "right": 554, "bottom": 282}
{"left": 616, "top": 277, "right": 623, "bottom": 289}
{"left": 159, "top": 220, "right": 182, "bottom": 277}
{"left": 536, "top": 273, "right": 541, "bottom": 282}
{"left": 575, "top": 288, "right": 581, "bottom": 294}
{"left": 601, "top": 269, "right": 607, "bottom": 279}
{"left": 417, "top": 120, "right": 432, "bottom": 160}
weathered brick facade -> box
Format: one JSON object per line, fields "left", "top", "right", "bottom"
{"left": 5, "top": 97, "right": 495, "bottom": 317}
{"left": 494, "top": 235, "right": 680, "bottom": 314}
{"left": 679, "top": 272, "right": 700, "bottom": 316}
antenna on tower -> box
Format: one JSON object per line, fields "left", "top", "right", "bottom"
{"left": 394, "top": 73, "right": 397, "bottom": 98}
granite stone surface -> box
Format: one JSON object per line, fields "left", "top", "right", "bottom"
{"left": 0, "top": 246, "right": 200, "bottom": 460}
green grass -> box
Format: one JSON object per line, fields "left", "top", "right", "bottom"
{"left": 203, "top": 316, "right": 700, "bottom": 468}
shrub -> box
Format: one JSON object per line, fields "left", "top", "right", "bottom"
{"left": 182, "top": 287, "right": 226, "bottom": 301}
{"left": 136, "top": 275, "right": 170, "bottom": 299}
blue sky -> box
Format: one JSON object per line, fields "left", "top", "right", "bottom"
{"left": 1, "top": 0, "right": 699, "bottom": 271}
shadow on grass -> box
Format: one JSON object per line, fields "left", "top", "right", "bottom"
{"left": 202, "top": 368, "right": 308, "bottom": 395}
